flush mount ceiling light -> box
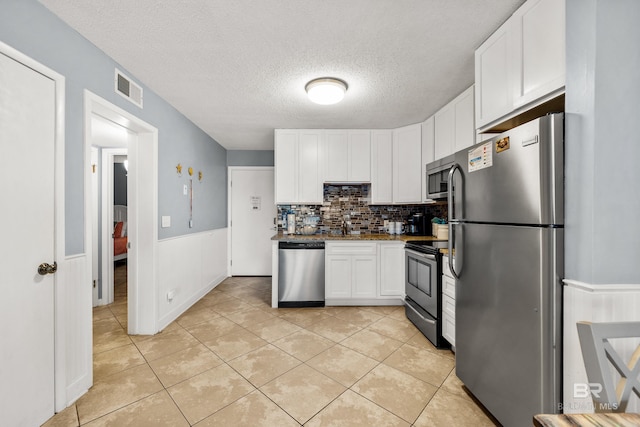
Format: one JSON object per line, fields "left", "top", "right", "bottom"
{"left": 305, "top": 77, "right": 348, "bottom": 105}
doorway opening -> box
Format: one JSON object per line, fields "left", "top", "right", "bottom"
{"left": 85, "top": 91, "right": 159, "bottom": 335}
{"left": 91, "top": 116, "right": 130, "bottom": 309}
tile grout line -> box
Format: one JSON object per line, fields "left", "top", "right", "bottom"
{"left": 86, "top": 277, "right": 459, "bottom": 426}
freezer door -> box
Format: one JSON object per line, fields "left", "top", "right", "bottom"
{"left": 454, "top": 223, "right": 563, "bottom": 427}
{"left": 451, "top": 113, "right": 563, "bottom": 225}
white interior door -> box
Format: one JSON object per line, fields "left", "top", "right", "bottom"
{"left": 230, "top": 168, "right": 276, "bottom": 275}
{"left": 0, "top": 51, "right": 56, "bottom": 426}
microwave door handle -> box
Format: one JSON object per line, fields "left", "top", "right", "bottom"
{"left": 448, "top": 164, "right": 462, "bottom": 279}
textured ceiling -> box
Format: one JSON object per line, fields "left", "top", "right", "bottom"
{"left": 40, "top": 0, "right": 525, "bottom": 150}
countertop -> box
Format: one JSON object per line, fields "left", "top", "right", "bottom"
{"left": 533, "top": 413, "right": 640, "bottom": 427}
{"left": 271, "top": 232, "right": 443, "bottom": 242}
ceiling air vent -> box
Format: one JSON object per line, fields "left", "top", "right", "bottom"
{"left": 115, "top": 69, "right": 143, "bottom": 108}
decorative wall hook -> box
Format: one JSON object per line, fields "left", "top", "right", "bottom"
{"left": 176, "top": 163, "right": 183, "bottom": 176}
{"left": 188, "top": 166, "right": 193, "bottom": 176}
{"left": 198, "top": 171, "right": 203, "bottom": 182}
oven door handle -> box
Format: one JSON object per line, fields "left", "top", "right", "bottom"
{"left": 404, "top": 249, "right": 437, "bottom": 261}
{"left": 404, "top": 301, "right": 436, "bottom": 325}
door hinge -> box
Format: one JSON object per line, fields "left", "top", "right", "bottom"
{"left": 93, "top": 279, "right": 96, "bottom": 288}
{"left": 230, "top": 260, "right": 232, "bottom": 266}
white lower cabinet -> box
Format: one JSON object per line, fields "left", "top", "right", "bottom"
{"left": 378, "top": 242, "right": 405, "bottom": 297}
{"left": 442, "top": 255, "right": 456, "bottom": 348}
{"left": 325, "top": 242, "right": 377, "bottom": 302}
{"left": 325, "top": 241, "right": 404, "bottom": 305}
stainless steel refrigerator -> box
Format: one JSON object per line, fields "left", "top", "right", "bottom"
{"left": 448, "top": 113, "right": 563, "bottom": 427}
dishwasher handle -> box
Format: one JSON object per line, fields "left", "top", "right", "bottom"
{"left": 278, "top": 241, "right": 325, "bottom": 250}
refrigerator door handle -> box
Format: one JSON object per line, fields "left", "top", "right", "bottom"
{"left": 448, "top": 163, "right": 462, "bottom": 279}
{"left": 448, "top": 224, "right": 460, "bottom": 279}
{"left": 447, "top": 163, "right": 463, "bottom": 222}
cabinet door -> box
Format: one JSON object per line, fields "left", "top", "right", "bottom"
{"left": 352, "top": 255, "right": 377, "bottom": 298}
{"left": 511, "top": 0, "right": 565, "bottom": 109}
{"left": 274, "top": 130, "right": 297, "bottom": 203}
{"left": 379, "top": 243, "right": 405, "bottom": 297}
{"left": 326, "top": 255, "right": 351, "bottom": 298}
{"left": 393, "top": 124, "right": 422, "bottom": 203}
{"left": 442, "top": 295, "right": 456, "bottom": 346}
{"left": 298, "top": 130, "right": 323, "bottom": 203}
{"left": 434, "top": 103, "right": 454, "bottom": 160}
{"left": 324, "top": 130, "right": 348, "bottom": 182}
{"left": 421, "top": 117, "right": 434, "bottom": 202}
{"left": 371, "top": 130, "right": 394, "bottom": 204}
{"left": 348, "top": 130, "right": 371, "bottom": 182}
{"left": 475, "top": 20, "right": 511, "bottom": 130}
{"left": 454, "top": 86, "right": 475, "bottom": 153}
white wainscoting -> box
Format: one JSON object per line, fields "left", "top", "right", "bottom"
{"left": 157, "top": 229, "right": 229, "bottom": 331}
{"left": 55, "top": 254, "right": 92, "bottom": 410}
{"left": 563, "top": 280, "right": 640, "bottom": 414}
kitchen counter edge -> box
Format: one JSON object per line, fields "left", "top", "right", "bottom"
{"left": 271, "top": 233, "right": 444, "bottom": 242}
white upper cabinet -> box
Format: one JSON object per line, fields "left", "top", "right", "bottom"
{"left": 475, "top": 0, "right": 565, "bottom": 131}
{"left": 434, "top": 103, "right": 454, "bottom": 160}
{"left": 370, "top": 130, "right": 394, "bottom": 204}
{"left": 274, "top": 129, "right": 298, "bottom": 203}
{"left": 393, "top": 123, "right": 422, "bottom": 204}
{"left": 298, "top": 130, "right": 323, "bottom": 203}
{"left": 475, "top": 20, "right": 511, "bottom": 129}
{"left": 421, "top": 117, "right": 434, "bottom": 203}
{"left": 453, "top": 86, "right": 476, "bottom": 153}
{"left": 323, "top": 130, "right": 349, "bottom": 182}
{"left": 434, "top": 85, "right": 475, "bottom": 160}
{"left": 274, "top": 129, "right": 323, "bottom": 204}
{"left": 323, "top": 130, "right": 371, "bottom": 183}
{"left": 348, "top": 130, "right": 371, "bottom": 182}
{"left": 511, "top": 0, "right": 565, "bottom": 109}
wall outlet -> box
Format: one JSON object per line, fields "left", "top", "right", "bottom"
{"left": 161, "top": 216, "right": 171, "bottom": 228}
{"left": 183, "top": 184, "right": 188, "bottom": 195}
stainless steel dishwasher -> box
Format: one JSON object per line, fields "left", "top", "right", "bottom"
{"left": 278, "top": 241, "right": 325, "bottom": 307}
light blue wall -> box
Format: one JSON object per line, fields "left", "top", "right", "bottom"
{"left": 565, "top": 0, "right": 640, "bottom": 284}
{"left": 0, "top": 0, "right": 227, "bottom": 254}
{"left": 227, "top": 150, "right": 274, "bottom": 167}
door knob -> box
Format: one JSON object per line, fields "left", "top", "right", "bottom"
{"left": 37, "top": 262, "right": 57, "bottom": 276}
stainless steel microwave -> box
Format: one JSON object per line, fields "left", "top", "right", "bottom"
{"left": 425, "top": 154, "right": 455, "bottom": 200}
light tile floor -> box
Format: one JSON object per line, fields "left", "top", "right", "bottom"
{"left": 44, "top": 266, "right": 498, "bottom": 426}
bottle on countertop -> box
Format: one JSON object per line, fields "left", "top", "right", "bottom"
{"left": 287, "top": 213, "right": 296, "bottom": 234}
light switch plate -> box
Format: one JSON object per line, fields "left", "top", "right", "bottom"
{"left": 183, "top": 184, "right": 188, "bottom": 195}
{"left": 161, "top": 216, "right": 171, "bottom": 228}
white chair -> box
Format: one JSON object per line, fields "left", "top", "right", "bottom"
{"left": 576, "top": 321, "right": 640, "bottom": 413}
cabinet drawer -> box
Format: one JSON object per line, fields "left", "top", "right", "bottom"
{"left": 442, "top": 274, "right": 456, "bottom": 299}
{"left": 326, "top": 242, "right": 377, "bottom": 255}
{"left": 442, "top": 293, "right": 456, "bottom": 317}
{"left": 442, "top": 311, "right": 455, "bottom": 346}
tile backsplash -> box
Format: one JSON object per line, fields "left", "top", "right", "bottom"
{"left": 277, "top": 184, "right": 447, "bottom": 235}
